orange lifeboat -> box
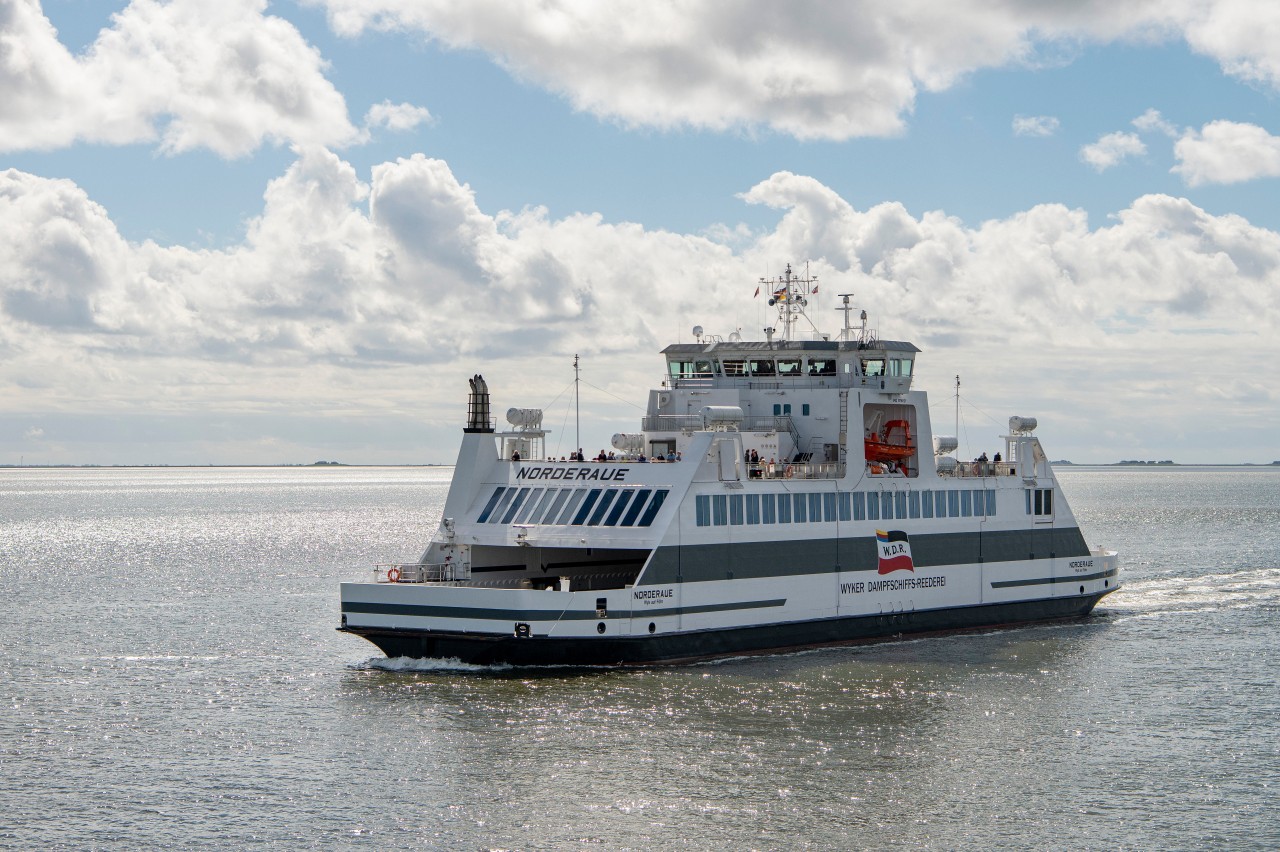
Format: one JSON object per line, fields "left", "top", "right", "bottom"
{"left": 864, "top": 419, "right": 916, "bottom": 463}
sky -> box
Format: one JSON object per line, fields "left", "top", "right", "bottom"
{"left": 2, "top": 0, "right": 1279, "bottom": 466}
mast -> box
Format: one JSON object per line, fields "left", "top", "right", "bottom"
{"left": 574, "top": 353, "right": 581, "bottom": 452}
{"left": 955, "top": 375, "right": 960, "bottom": 441}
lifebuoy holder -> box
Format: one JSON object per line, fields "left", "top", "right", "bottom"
{"left": 387, "top": 566, "right": 401, "bottom": 583}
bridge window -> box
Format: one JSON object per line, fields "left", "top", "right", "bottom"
{"left": 750, "top": 359, "right": 775, "bottom": 376}
{"left": 809, "top": 358, "right": 836, "bottom": 376}
{"left": 777, "top": 358, "right": 802, "bottom": 376}
{"left": 862, "top": 358, "right": 885, "bottom": 377}
{"left": 723, "top": 359, "right": 746, "bottom": 376}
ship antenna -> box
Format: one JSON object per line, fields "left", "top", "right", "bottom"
{"left": 574, "top": 353, "right": 581, "bottom": 452}
{"left": 955, "top": 374, "right": 960, "bottom": 442}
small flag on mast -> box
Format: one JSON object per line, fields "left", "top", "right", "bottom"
{"left": 754, "top": 286, "right": 760, "bottom": 297}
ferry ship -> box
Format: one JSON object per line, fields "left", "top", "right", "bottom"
{"left": 338, "top": 264, "right": 1119, "bottom": 665}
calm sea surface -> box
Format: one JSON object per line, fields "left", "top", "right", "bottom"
{"left": 1, "top": 466, "right": 1277, "bottom": 849}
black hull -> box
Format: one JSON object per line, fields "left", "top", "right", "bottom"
{"left": 339, "top": 591, "right": 1115, "bottom": 667}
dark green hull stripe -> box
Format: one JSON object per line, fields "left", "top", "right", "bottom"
{"left": 342, "top": 598, "right": 786, "bottom": 621}
{"left": 640, "top": 526, "right": 1092, "bottom": 585}
{"left": 990, "top": 567, "right": 1119, "bottom": 589}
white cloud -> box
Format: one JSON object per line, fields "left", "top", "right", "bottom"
{"left": 23, "top": 426, "right": 43, "bottom": 439}
{"left": 1172, "top": 120, "right": 1280, "bottom": 186}
{"left": 1132, "top": 108, "right": 1179, "bottom": 138}
{"left": 364, "top": 101, "right": 433, "bottom": 133}
{"left": 0, "top": 0, "right": 357, "bottom": 156}
{"left": 1080, "top": 132, "right": 1147, "bottom": 171}
{"left": 302, "top": 0, "right": 1280, "bottom": 141}
{"left": 1012, "top": 115, "right": 1060, "bottom": 137}
{"left": 3, "top": 154, "right": 1279, "bottom": 463}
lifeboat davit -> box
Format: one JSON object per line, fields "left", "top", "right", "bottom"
{"left": 864, "top": 419, "right": 916, "bottom": 462}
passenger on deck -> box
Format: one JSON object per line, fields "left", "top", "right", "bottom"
{"left": 665, "top": 451, "right": 676, "bottom": 462}
{"left": 638, "top": 453, "right": 648, "bottom": 463}
{"left": 511, "top": 450, "right": 521, "bottom": 461}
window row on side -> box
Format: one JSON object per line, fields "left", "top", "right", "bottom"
{"left": 476, "top": 486, "right": 669, "bottom": 527}
{"left": 694, "top": 488, "right": 998, "bottom": 527}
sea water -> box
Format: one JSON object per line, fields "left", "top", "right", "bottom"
{"left": 1, "top": 465, "right": 1276, "bottom": 849}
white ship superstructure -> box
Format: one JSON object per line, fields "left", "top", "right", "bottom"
{"left": 339, "top": 264, "right": 1119, "bottom": 665}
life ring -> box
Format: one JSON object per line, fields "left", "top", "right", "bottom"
{"left": 784, "top": 465, "right": 794, "bottom": 479}
{"left": 386, "top": 566, "right": 401, "bottom": 583}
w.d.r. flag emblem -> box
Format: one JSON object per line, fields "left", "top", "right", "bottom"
{"left": 876, "top": 529, "right": 914, "bottom": 574}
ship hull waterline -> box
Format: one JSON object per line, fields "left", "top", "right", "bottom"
{"left": 339, "top": 590, "right": 1115, "bottom": 667}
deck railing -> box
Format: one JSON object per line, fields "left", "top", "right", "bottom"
{"left": 375, "top": 561, "right": 471, "bottom": 584}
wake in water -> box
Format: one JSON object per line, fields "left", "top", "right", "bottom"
{"left": 1106, "top": 567, "right": 1280, "bottom": 618}
{"left": 348, "top": 655, "right": 514, "bottom": 674}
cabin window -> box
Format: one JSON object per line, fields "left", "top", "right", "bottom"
{"left": 777, "top": 493, "right": 792, "bottom": 523}
{"left": 783, "top": 404, "right": 792, "bottom": 415}
{"left": 862, "top": 358, "right": 885, "bottom": 377}
{"left": 695, "top": 495, "right": 710, "bottom": 527}
{"left": 762, "top": 493, "right": 777, "bottom": 524}
{"left": 947, "top": 490, "right": 960, "bottom": 517}
{"left": 773, "top": 404, "right": 782, "bottom": 416}
{"left": 793, "top": 493, "right": 807, "bottom": 523}
{"left": 729, "top": 494, "right": 744, "bottom": 525}
{"left": 866, "top": 493, "right": 879, "bottom": 521}
{"left": 514, "top": 488, "right": 546, "bottom": 524}
{"left": 895, "top": 492, "right": 907, "bottom": 519}
{"left": 849, "top": 492, "right": 865, "bottom": 521}
{"left": 750, "top": 359, "right": 775, "bottom": 376}
{"left": 529, "top": 489, "right": 558, "bottom": 524}
{"left": 970, "top": 489, "right": 986, "bottom": 518}
{"left": 712, "top": 494, "right": 728, "bottom": 526}
{"left": 777, "top": 358, "right": 802, "bottom": 376}
{"left": 501, "top": 488, "right": 532, "bottom": 524}
{"left": 809, "top": 358, "right": 836, "bottom": 376}
{"left": 572, "top": 489, "right": 603, "bottom": 525}
{"left": 1029, "top": 488, "right": 1054, "bottom": 516}
{"left": 960, "top": 490, "right": 972, "bottom": 517}
{"left": 604, "top": 491, "right": 635, "bottom": 526}
{"left": 746, "top": 493, "right": 761, "bottom": 524}
{"left": 801, "top": 404, "right": 810, "bottom": 416}
{"left": 881, "top": 492, "right": 894, "bottom": 519}
{"left": 477, "top": 487, "right": 507, "bottom": 524}
{"left": 637, "top": 490, "right": 668, "bottom": 526}
{"left": 838, "top": 492, "right": 852, "bottom": 521}
{"left": 986, "top": 490, "right": 997, "bottom": 516}
{"left": 908, "top": 491, "right": 921, "bottom": 519}
{"left": 622, "top": 489, "right": 653, "bottom": 526}
{"left": 587, "top": 490, "right": 617, "bottom": 525}
{"left": 823, "top": 493, "right": 838, "bottom": 522}
{"left": 808, "top": 493, "right": 823, "bottom": 521}
{"left": 539, "top": 489, "right": 570, "bottom": 524}
{"left": 723, "top": 359, "right": 746, "bottom": 376}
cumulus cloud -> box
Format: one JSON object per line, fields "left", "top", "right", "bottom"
{"left": 1172, "top": 120, "right": 1280, "bottom": 186}
{"left": 1080, "top": 132, "right": 1147, "bottom": 171}
{"left": 1133, "top": 108, "right": 1180, "bottom": 137}
{"left": 301, "top": 0, "right": 1280, "bottom": 140}
{"left": 1012, "top": 115, "right": 1060, "bottom": 137}
{"left": 0, "top": 0, "right": 357, "bottom": 156}
{"left": 363, "top": 101, "right": 433, "bottom": 133}
{"left": 3, "top": 153, "right": 1279, "bottom": 465}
